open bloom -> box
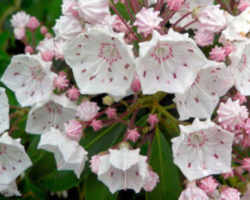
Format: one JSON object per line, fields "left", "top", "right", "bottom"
{"left": 137, "top": 29, "right": 208, "bottom": 94}
{"left": 0, "top": 181, "right": 20, "bottom": 197}
{"left": 172, "top": 119, "right": 234, "bottom": 180}
{"left": 26, "top": 94, "right": 77, "bottom": 134}
{"left": 38, "top": 128, "right": 88, "bottom": 178}
{"left": 1, "top": 54, "right": 56, "bottom": 107}
{"left": 174, "top": 62, "right": 233, "bottom": 120}
{"left": 76, "top": 100, "right": 99, "bottom": 122}
{"left": 91, "top": 144, "right": 158, "bottom": 193}
{"left": 64, "top": 26, "right": 135, "bottom": 96}
{"left": 0, "top": 133, "right": 32, "bottom": 184}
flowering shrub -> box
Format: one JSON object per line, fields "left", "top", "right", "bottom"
{"left": 0, "top": 0, "right": 250, "bottom": 199}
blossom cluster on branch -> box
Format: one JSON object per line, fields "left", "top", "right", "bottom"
{"left": 0, "top": 0, "right": 250, "bottom": 199}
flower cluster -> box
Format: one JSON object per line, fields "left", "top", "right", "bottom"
{"left": 1, "top": 0, "right": 250, "bottom": 198}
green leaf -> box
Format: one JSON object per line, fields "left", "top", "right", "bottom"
{"left": 81, "top": 123, "right": 126, "bottom": 156}
{"left": 146, "top": 129, "right": 182, "bottom": 200}
{"left": 85, "top": 174, "right": 117, "bottom": 200}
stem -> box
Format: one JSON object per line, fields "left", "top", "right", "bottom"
{"left": 161, "top": 11, "right": 175, "bottom": 27}
{"left": 155, "top": 0, "right": 164, "bottom": 11}
{"left": 109, "top": 2, "right": 140, "bottom": 41}
{"left": 180, "top": 19, "right": 198, "bottom": 31}
{"left": 172, "top": 12, "right": 192, "bottom": 28}
{"left": 157, "top": 105, "right": 179, "bottom": 124}
{"left": 130, "top": 0, "right": 140, "bottom": 13}
{"left": 144, "top": 0, "right": 149, "bottom": 7}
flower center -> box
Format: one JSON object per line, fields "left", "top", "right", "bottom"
{"left": 98, "top": 43, "right": 122, "bottom": 65}
{"left": 188, "top": 131, "right": 207, "bottom": 148}
{"left": 151, "top": 43, "right": 173, "bottom": 64}
{"left": 30, "top": 66, "right": 46, "bottom": 81}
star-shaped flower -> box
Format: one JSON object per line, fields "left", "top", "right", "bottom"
{"left": 91, "top": 144, "right": 158, "bottom": 193}
{"left": 64, "top": 26, "right": 136, "bottom": 96}
{"left": 38, "top": 128, "right": 88, "bottom": 178}
{"left": 26, "top": 94, "right": 77, "bottom": 134}
{"left": 0, "top": 133, "right": 32, "bottom": 184}
{"left": 1, "top": 54, "right": 56, "bottom": 107}
{"left": 174, "top": 62, "right": 233, "bottom": 120}
{"left": 171, "top": 119, "right": 234, "bottom": 180}
{"left": 0, "top": 181, "right": 20, "bottom": 197}
{"left": 136, "top": 29, "right": 208, "bottom": 94}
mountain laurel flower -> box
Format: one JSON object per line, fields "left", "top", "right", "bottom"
{"left": 131, "top": 74, "right": 141, "bottom": 93}
{"left": 233, "top": 92, "right": 247, "bottom": 104}
{"left": 179, "top": 182, "right": 209, "bottom": 200}
{"left": 209, "top": 46, "right": 227, "bottom": 62}
{"left": 66, "top": 86, "right": 80, "bottom": 101}
{"left": 238, "top": 0, "right": 250, "bottom": 12}
{"left": 219, "top": 187, "right": 240, "bottom": 200}
{"left": 172, "top": 119, "right": 234, "bottom": 181}
{"left": 194, "top": 30, "right": 214, "bottom": 47}
{"left": 14, "top": 28, "right": 26, "bottom": 40}
{"left": 90, "top": 119, "right": 103, "bottom": 131}
{"left": 217, "top": 98, "right": 249, "bottom": 131}
{"left": 166, "top": 0, "right": 184, "bottom": 11}
{"left": 126, "top": 129, "right": 140, "bottom": 143}
{"left": 143, "top": 170, "right": 159, "bottom": 192}
{"left": 198, "top": 176, "right": 219, "bottom": 195}
{"left": 241, "top": 158, "right": 250, "bottom": 171}
{"left": 54, "top": 72, "right": 69, "bottom": 90}
{"left": 65, "top": 120, "right": 83, "bottom": 141}
{"left": 90, "top": 155, "right": 101, "bottom": 174}
{"left": 10, "top": 11, "right": 30, "bottom": 29}
{"left": 76, "top": 101, "right": 100, "bottom": 122}
{"left": 147, "top": 114, "right": 159, "bottom": 129}
{"left": 26, "top": 17, "right": 40, "bottom": 30}
{"left": 134, "top": 7, "right": 163, "bottom": 37}
{"left": 105, "top": 107, "right": 117, "bottom": 119}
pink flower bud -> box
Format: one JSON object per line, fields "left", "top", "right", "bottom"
{"left": 41, "top": 50, "right": 54, "bottom": 62}
{"left": 91, "top": 119, "right": 103, "bottom": 131}
{"left": 209, "top": 46, "right": 227, "bottom": 62}
{"left": 14, "top": 28, "right": 25, "bottom": 40}
{"left": 90, "top": 155, "right": 101, "bottom": 174}
{"left": 105, "top": 107, "right": 117, "bottom": 119}
{"left": 53, "top": 71, "right": 69, "bottom": 90}
{"left": 40, "top": 26, "right": 48, "bottom": 35}
{"left": 67, "top": 86, "right": 80, "bottom": 101}
{"left": 220, "top": 187, "right": 240, "bottom": 200}
{"left": 241, "top": 158, "right": 250, "bottom": 172}
{"left": 238, "top": 0, "right": 250, "bottom": 12}
{"left": 27, "top": 17, "right": 40, "bottom": 30}
{"left": 25, "top": 46, "right": 34, "bottom": 54}
{"left": 198, "top": 176, "right": 218, "bottom": 194}
{"left": 233, "top": 92, "right": 247, "bottom": 104}
{"left": 126, "top": 129, "right": 140, "bottom": 143}
{"left": 147, "top": 114, "right": 159, "bottom": 129}
{"left": 143, "top": 170, "right": 159, "bottom": 192}
{"left": 65, "top": 120, "right": 83, "bottom": 141}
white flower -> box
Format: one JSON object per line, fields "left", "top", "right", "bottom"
{"left": 77, "top": 0, "right": 110, "bottom": 24}
{"left": 222, "top": 7, "right": 250, "bottom": 42}
{"left": 1, "top": 54, "right": 56, "bottom": 107}
{"left": 174, "top": 62, "right": 233, "bottom": 120}
{"left": 91, "top": 145, "right": 157, "bottom": 193}
{"left": 0, "top": 181, "right": 20, "bottom": 197}
{"left": 10, "top": 11, "right": 30, "bottom": 28}
{"left": 53, "top": 16, "right": 83, "bottom": 41}
{"left": 136, "top": 29, "right": 208, "bottom": 94}
{"left": 38, "top": 128, "right": 88, "bottom": 178}
{"left": 0, "top": 88, "right": 9, "bottom": 133}
{"left": 26, "top": 94, "right": 77, "bottom": 134}
{"left": 64, "top": 26, "right": 136, "bottom": 96}
{"left": 171, "top": 119, "right": 234, "bottom": 181}
{"left": 0, "top": 133, "right": 32, "bottom": 184}
{"left": 229, "top": 41, "right": 250, "bottom": 95}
